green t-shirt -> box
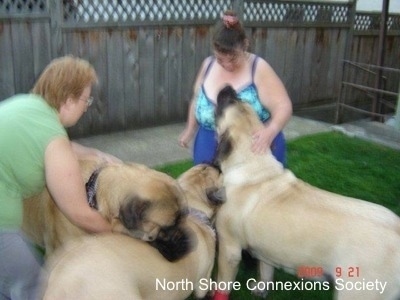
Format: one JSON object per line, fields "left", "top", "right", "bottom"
{"left": 0, "top": 94, "right": 67, "bottom": 228}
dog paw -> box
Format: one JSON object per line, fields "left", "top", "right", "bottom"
{"left": 248, "top": 281, "right": 268, "bottom": 298}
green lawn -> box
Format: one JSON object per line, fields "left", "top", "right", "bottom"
{"left": 156, "top": 132, "right": 400, "bottom": 300}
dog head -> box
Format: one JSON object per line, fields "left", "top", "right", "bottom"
{"left": 117, "top": 178, "right": 193, "bottom": 262}
{"left": 118, "top": 193, "right": 181, "bottom": 242}
{"left": 214, "top": 85, "right": 265, "bottom": 167}
{"left": 148, "top": 218, "right": 193, "bottom": 262}
{"left": 177, "top": 164, "right": 223, "bottom": 219}
{"left": 119, "top": 196, "right": 192, "bottom": 262}
{"left": 95, "top": 162, "right": 192, "bottom": 261}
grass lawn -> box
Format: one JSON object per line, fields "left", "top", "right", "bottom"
{"left": 156, "top": 131, "right": 400, "bottom": 300}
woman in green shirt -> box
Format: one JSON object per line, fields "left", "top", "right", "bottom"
{"left": 0, "top": 55, "right": 120, "bottom": 299}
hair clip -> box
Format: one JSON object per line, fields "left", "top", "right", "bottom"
{"left": 222, "top": 14, "right": 238, "bottom": 28}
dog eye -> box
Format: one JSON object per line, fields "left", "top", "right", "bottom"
{"left": 175, "top": 212, "right": 183, "bottom": 224}
{"left": 157, "top": 230, "right": 168, "bottom": 239}
{"left": 160, "top": 224, "right": 174, "bottom": 232}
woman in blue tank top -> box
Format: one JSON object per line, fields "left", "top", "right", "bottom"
{"left": 179, "top": 10, "right": 292, "bottom": 166}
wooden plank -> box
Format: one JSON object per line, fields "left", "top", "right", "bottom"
{"left": 167, "top": 27, "right": 184, "bottom": 121}
{"left": 282, "top": 28, "right": 300, "bottom": 106}
{"left": 154, "top": 26, "right": 170, "bottom": 123}
{"left": 0, "top": 21, "right": 15, "bottom": 100}
{"left": 339, "top": 103, "right": 387, "bottom": 117}
{"left": 31, "top": 21, "right": 52, "bottom": 80}
{"left": 325, "top": 29, "right": 338, "bottom": 98}
{"left": 264, "top": 28, "right": 286, "bottom": 75}
{"left": 332, "top": 28, "right": 348, "bottom": 100}
{"left": 91, "top": 30, "right": 112, "bottom": 134}
{"left": 342, "top": 81, "right": 399, "bottom": 97}
{"left": 194, "top": 25, "right": 212, "bottom": 73}
{"left": 138, "top": 28, "right": 155, "bottom": 124}
{"left": 288, "top": 28, "right": 306, "bottom": 106}
{"left": 63, "top": 30, "right": 91, "bottom": 137}
{"left": 313, "top": 28, "right": 329, "bottom": 102}
{"left": 383, "top": 36, "right": 400, "bottom": 94}
{"left": 180, "top": 26, "right": 197, "bottom": 119}
{"left": 122, "top": 28, "right": 141, "bottom": 128}
{"left": 106, "top": 30, "right": 126, "bottom": 131}
{"left": 11, "top": 22, "right": 35, "bottom": 93}
{"left": 250, "top": 27, "right": 266, "bottom": 59}
{"left": 299, "top": 28, "right": 315, "bottom": 105}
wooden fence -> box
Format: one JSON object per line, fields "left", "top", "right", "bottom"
{"left": 1, "top": 0, "right": 399, "bottom": 137}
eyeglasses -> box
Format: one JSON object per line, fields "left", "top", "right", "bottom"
{"left": 214, "top": 50, "right": 243, "bottom": 66}
{"left": 86, "top": 96, "right": 94, "bottom": 107}
{"left": 80, "top": 96, "right": 94, "bottom": 107}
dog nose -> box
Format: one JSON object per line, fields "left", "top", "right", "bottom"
{"left": 147, "top": 235, "right": 155, "bottom": 241}
{"left": 149, "top": 226, "right": 193, "bottom": 262}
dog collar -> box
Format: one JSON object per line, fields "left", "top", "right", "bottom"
{"left": 188, "top": 207, "right": 216, "bottom": 239}
{"left": 85, "top": 168, "right": 102, "bottom": 210}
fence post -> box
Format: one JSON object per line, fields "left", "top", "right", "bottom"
{"left": 49, "top": 0, "right": 63, "bottom": 58}
{"left": 394, "top": 80, "right": 400, "bottom": 129}
{"left": 372, "top": 0, "right": 389, "bottom": 121}
{"left": 334, "top": 0, "right": 357, "bottom": 124}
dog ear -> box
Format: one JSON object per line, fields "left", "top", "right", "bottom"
{"left": 216, "top": 85, "right": 237, "bottom": 118}
{"left": 215, "top": 131, "right": 233, "bottom": 164}
{"left": 209, "top": 162, "right": 222, "bottom": 173}
{"left": 149, "top": 226, "right": 193, "bottom": 262}
{"left": 206, "top": 187, "right": 226, "bottom": 205}
{"left": 119, "top": 198, "right": 150, "bottom": 230}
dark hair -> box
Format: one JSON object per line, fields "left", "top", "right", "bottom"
{"left": 212, "top": 10, "right": 247, "bottom": 54}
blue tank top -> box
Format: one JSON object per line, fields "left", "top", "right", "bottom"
{"left": 195, "top": 56, "right": 270, "bottom": 130}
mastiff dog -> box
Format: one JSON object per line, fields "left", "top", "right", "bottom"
{"left": 212, "top": 85, "right": 400, "bottom": 300}
{"left": 40, "top": 164, "right": 222, "bottom": 300}
{"left": 22, "top": 159, "right": 189, "bottom": 261}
